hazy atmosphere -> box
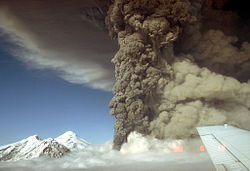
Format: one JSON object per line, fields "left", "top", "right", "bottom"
{"left": 0, "top": 0, "right": 249, "bottom": 170}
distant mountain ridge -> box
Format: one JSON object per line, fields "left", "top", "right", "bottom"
{"left": 0, "top": 131, "right": 90, "bottom": 161}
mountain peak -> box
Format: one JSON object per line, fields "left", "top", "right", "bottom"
{"left": 57, "top": 131, "right": 77, "bottom": 139}
{"left": 26, "top": 135, "right": 41, "bottom": 141}
{"left": 64, "top": 131, "right": 76, "bottom": 136}
{"left": 56, "top": 131, "right": 89, "bottom": 151}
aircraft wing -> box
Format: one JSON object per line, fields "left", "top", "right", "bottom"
{"left": 197, "top": 125, "right": 250, "bottom": 171}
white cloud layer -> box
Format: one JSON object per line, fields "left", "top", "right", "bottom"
{"left": 0, "top": 132, "right": 214, "bottom": 171}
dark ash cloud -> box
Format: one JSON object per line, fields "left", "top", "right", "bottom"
{"left": 106, "top": 0, "right": 250, "bottom": 149}
{"left": 1, "top": 0, "right": 249, "bottom": 152}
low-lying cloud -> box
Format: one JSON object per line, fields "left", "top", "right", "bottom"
{"left": 0, "top": 132, "right": 214, "bottom": 171}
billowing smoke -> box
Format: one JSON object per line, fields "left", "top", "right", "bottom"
{"left": 0, "top": 0, "right": 249, "bottom": 151}
{"left": 106, "top": 0, "right": 250, "bottom": 149}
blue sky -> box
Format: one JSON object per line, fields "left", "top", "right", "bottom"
{"left": 0, "top": 1, "right": 118, "bottom": 146}
{"left": 0, "top": 44, "right": 115, "bottom": 145}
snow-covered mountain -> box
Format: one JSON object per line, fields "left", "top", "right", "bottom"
{"left": 0, "top": 131, "right": 89, "bottom": 161}
{"left": 56, "top": 131, "right": 90, "bottom": 151}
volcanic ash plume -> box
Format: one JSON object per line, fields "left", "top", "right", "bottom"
{"left": 106, "top": 0, "right": 250, "bottom": 150}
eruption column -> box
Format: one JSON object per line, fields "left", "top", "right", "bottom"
{"left": 106, "top": 0, "right": 195, "bottom": 150}
{"left": 106, "top": 0, "right": 250, "bottom": 150}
